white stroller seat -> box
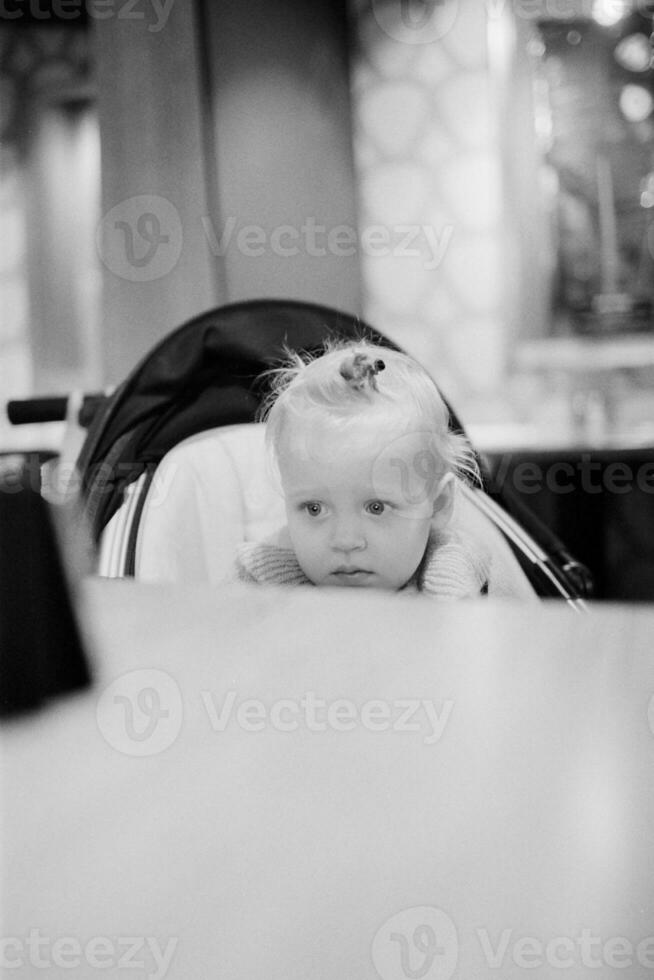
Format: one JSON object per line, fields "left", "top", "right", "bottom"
{"left": 99, "top": 423, "right": 537, "bottom": 599}
{"left": 134, "top": 424, "right": 284, "bottom": 584}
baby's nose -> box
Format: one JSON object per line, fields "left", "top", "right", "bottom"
{"left": 330, "top": 517, "right": 366, "bottom": 552}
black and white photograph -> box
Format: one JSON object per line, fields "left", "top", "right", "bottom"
{"left": 1, "top": 0, "right": 654, "bottom": 976}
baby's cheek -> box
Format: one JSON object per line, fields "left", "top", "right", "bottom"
{"left": 295, "top": 551, "right": 325, "bottom": 586}
{"left": 288, "top": 523, "right": 320, "bottom": 562}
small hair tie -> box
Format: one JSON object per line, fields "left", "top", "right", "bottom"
{"left": 339, "top": 353, "right": 386, "bottom": 392}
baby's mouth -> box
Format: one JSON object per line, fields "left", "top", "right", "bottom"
{"left": 331, "top": 567, "right": 373, "bottom": 583}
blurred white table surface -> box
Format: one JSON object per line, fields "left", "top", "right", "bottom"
{"left": 3, "top": 580, "right": 654, "bottom": 980}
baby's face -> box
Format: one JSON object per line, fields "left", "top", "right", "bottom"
{"left": 278, "top": 417, "right": 451, "bottom": 590}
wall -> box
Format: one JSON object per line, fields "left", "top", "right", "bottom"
{"left": 348, "top": 0, "right": 509, "bottom": 421}
{"left": 92, "top": 0, "right": 362, "bottom": 384}
{"left": 0, "top": 23, "right": 99, "bottom": 400}
{"left": 92, "top": 1, "right": 219, "bottom": 385}
{"left": 200, "top": 0, "right": 361, "bottom": 313}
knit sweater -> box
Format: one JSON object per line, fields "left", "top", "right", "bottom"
{"left": 235, "top": 528, "right": 490, "bottom": 599}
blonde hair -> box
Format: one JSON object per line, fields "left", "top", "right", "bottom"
{"left": 259, "top": 340, "right": 480, "bottom": 486}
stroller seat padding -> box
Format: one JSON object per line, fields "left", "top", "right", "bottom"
{"left": 134, "top": 424, "right": 285, "bottom": 584}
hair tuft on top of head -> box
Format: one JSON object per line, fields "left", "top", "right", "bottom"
{"left": 339, "top": 352, "right": 385, "bottom": 392}
{"left": 257, "top": 338, "right": 481, "bottom": 488}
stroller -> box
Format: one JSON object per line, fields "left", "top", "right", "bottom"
{"left": 63, "top": 299, "right": 591, "bottom": 608}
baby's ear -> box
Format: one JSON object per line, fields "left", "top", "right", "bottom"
{"left": 431, "top": 472, "right": 455, "bottom": 529}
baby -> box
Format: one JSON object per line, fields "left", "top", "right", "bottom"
{"left": 235, "top": 341, "right": 490, "bottom": 597}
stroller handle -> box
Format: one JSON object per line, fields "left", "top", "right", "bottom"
{"left": 7, "top": 394, "right": 106, "bottom": 428}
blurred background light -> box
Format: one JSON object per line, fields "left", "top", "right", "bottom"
{"left": 613, "top": 32, "right": 653, "bottom": 72}
{"left": 619, "top": 83, "right": 653, "bottom": 121}
{"left": 591, "top": 0, "right": 631, "bottom": 27}
{"left": 640, "top": 171, "right": 654, "bottom": 207}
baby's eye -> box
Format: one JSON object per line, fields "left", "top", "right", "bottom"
{"left": 365, "top": 500, "right": 386, "bottom": 516}
{"left": 303, "top": 501, "right": 323, "bottom": 517}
